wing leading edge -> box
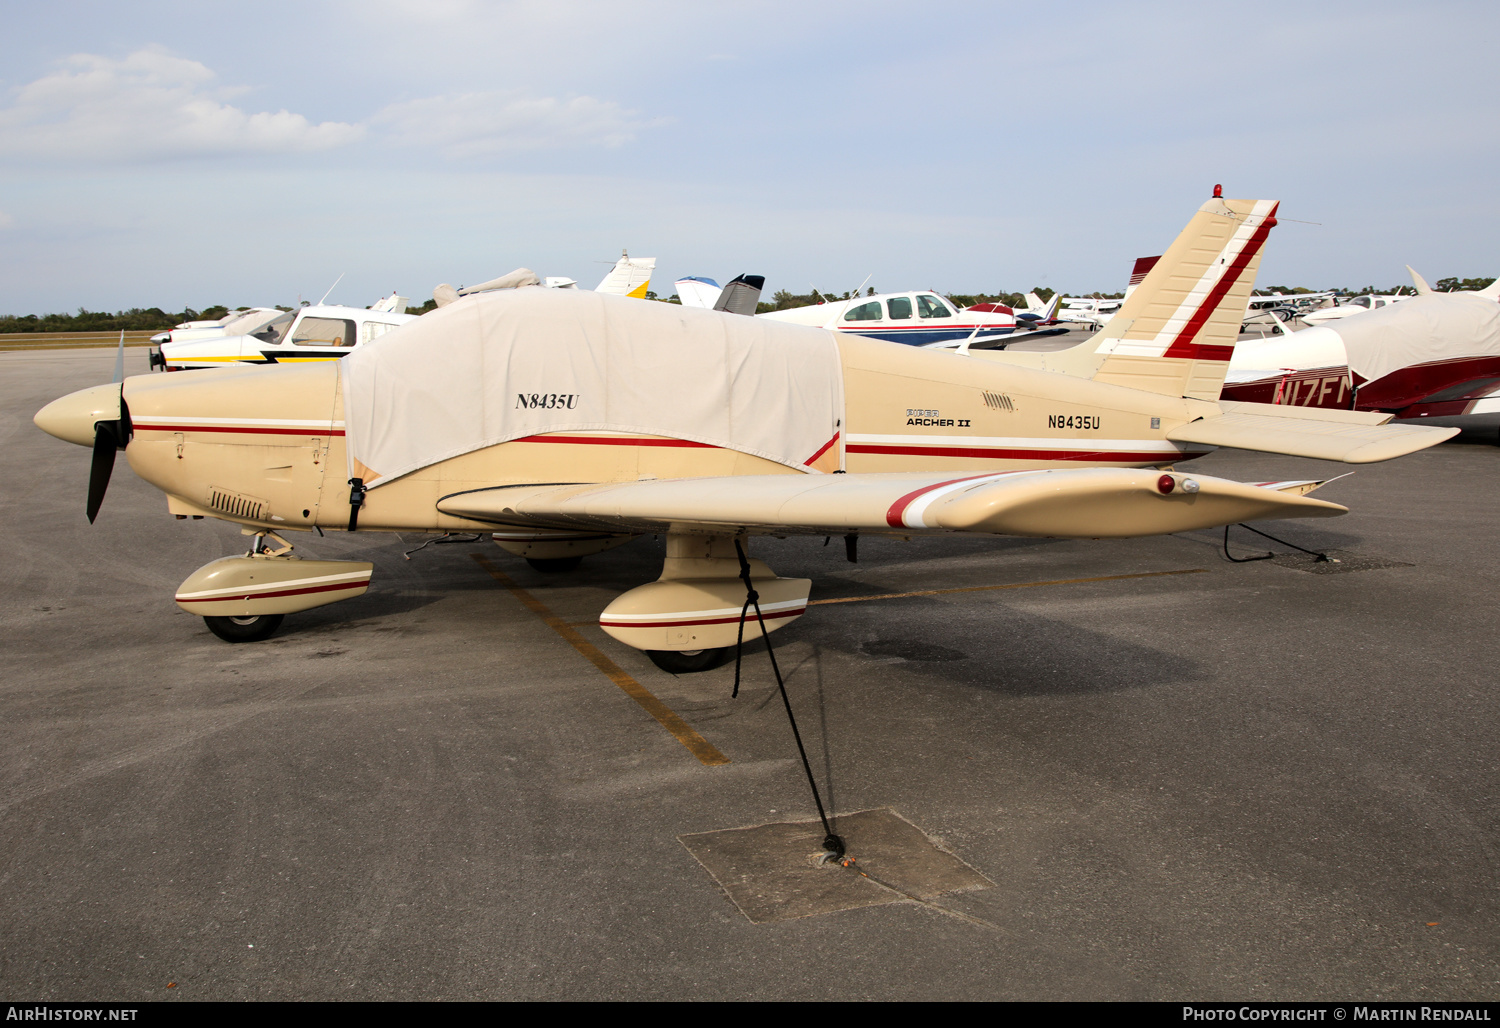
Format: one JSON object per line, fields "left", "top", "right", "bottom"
{"left": 436, "top": 468, "right": 1346, "bottom": 538}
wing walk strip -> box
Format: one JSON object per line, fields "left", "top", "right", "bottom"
{"left": 471, "top": 553, "right": 730, "bottom": 767}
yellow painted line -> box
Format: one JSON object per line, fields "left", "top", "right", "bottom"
{"left": 471, "top": 554, "right": 730, "bottom": 767}
{"left": 807, "top": 568, "right": 1208, "bottom": 606}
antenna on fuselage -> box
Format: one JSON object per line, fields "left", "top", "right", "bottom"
{"left": 316, "top": 272, "right": 346, "bottom": 307}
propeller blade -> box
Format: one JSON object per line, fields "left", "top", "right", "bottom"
{"left": 86, "top": 422, "right": 117, "bottom": 523}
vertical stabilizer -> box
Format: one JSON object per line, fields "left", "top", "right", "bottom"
{"left": 1478, "top": 278, "right": 1500, "bottom": 301}
{"left": 712, "top": 274, "right": 765, "bottom": 316}
{"left": 1088, "top": 197, "right": 1278, "bottom": 400}
{"left": 596, "top": 251, "right": 657, "bottom": 298}
{"left": 1122, "top": 255, "right": 1161, "bottom": 301}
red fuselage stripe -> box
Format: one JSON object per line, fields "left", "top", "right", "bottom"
{"left": 849, "top": 443, "right": 1200, "bottom": 462}
{"left": 176, "top": 580, "right": 370, "bottom": 603}
{"left": 135, "top": 424, "right": 345, "bottom": 436}
{"left": 516, "top": 434, "right": 717, "bottom": 448}
{"left": 1161, "top": 204, "right": 1278, "bottom": 359}
{"left": 600, "top": 608, "right": 805, "bottom": 629}
{"left": 805, "top": 431, "right": 840, "bottom": 465}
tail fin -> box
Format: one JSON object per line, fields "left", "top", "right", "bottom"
{"left": 596, "top": 251, "right": 656, "bottom": 298}
{"left": 1122, "top": 255, "right": 1161, "bottom": 300}
{"left": 712, "top": 274, "right": 765, "bottom": 316}
{"left": 1089, "top": 197, "right": 1278, "bottom": 400}
{"left": 1478, "top": 277, "right": 1500, "bottom": 301}
{"left": 1406, "top": 265, "right": 1433, "bottom": 295}
{"left": 1023, "top": 291, "right": 1045, "bottom": 313}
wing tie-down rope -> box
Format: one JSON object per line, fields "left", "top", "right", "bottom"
{"left": 732, "top": 538, "right": 846, "bottom": 861}
{"left": 1223, "top": 523, "right": 1330, "bottom": 564}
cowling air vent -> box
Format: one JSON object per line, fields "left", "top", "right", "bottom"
{"left": 208, "top": 487, "right": 269, "bottom": 522}
{"left": 982, "top": 390, "right": 1016, "bottom": 412}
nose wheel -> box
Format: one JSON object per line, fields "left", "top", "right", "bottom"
{"left": 646, "top": 648, "right": 729, "bottom": 674}
{"left": 203, "top": 613, "right": 284, "bottom": 643}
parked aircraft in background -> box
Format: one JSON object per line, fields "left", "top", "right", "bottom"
{"left": 149, "top": 307, "right": 283, "bottom": 347}
{"left": 674, "top": 274, "right": 766, "bottom": 315}
{"left": 1299, "top": 290, "right": 1411, "bottom": 326}
{"left": 540, "top": 251, "right": 657, "bottom": 298}
{"left": 1406, "top": 266, "right": 1500, "bottom": 300}
{"left": 152, "top": 300, "right": 416, "bottom": 370}
{"left": 759, "top": 289, "right": 1019, "bottom": 346}
{"left": 36, "top": 191, "right": 1453, "bottom": 671}
{"left": 1013, "top": 292, "right": 1061, "bottom": 324}
{"left": 1221, "top": 296, "right": 1500, "bottom": 433}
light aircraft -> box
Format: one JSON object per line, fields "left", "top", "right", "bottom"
{"left": 1405, "top": 266, "right": 1500, "bottom": 300}
{"left": 1012, "top": 292, "right": 1061, "bottom": 324}
{"left": 35, "top": 193, "right": 1455, "bottom": 674}
{"left": 759, "top": 289, "right": 1020, "bottom": 346}
{"left": 540, "top": 250, "right": 656, "bottom": 298}
{"left": 1298, "top": 290, "right": 1411, "bottom": 326}
{"left": 674, "top": 274, "right": 766, "bottom": 316}
{"left": 149, "top": 307, "right": 284, "bottom": 348}
{"left": 1220, "top": 295, "right": 1500, "bottom": 432}
{"left": 152, "top": 297, "right": 416, "bottom": 371}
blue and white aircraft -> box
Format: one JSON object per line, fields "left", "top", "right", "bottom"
{"left": 758, "top": 289, "right": 1019, "bottom": 347}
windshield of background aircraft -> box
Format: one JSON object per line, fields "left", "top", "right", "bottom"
{"left": 224, "top": 310, "right": 281, "bottom": 336}
{"left": 918, "top": 295, "right": 953, "bottom": 319}
{"left": 291, "top": 317, "right": 357, "bottom": 347}
{"left": 1348, "top": 296, "right": 1371, "bottom": 308}
{"left": 844, "top": 301, "right": 882, "bottom": 322}
{"left": 250, "top": 312, "right": 295, "bottom": 344}
{"left": 887, "top": 297, "right": 913, "bottom": 320}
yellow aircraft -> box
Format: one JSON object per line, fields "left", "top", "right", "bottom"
{"left": 34, "top": 193, "right": 1455, "bottom": 672}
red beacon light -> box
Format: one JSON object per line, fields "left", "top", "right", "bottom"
{"left": 1157, "top": 474, "right": 1175, "bottom": 494}
{"left": 1213, "top": 184, "right": 1223, "bottom": 198}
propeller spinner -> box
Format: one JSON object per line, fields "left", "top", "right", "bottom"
{"left": 33, "top": 381, "right": 132, "bottom": 522}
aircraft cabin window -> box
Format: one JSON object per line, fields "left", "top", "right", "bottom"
{"left": 917, "top": 295, "right": 953, "bottom": 319}
{"left": 291, "top": 317, "right": 357, "bottom": 347}
{"left": 844, "top": 301, "right": 883, "bottom": 322}
{"left": 887, "top": 296, "right": 913, "bottom": 320}
{"left": 1349, "top": 296, "right": 1371, "bottom": 308}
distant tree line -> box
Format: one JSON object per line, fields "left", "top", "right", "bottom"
{"left": 8, "top": 275, "right": 1494, "bottom": 331}
{"left": 0, "top": 306, "right": 239, "bottom": 334}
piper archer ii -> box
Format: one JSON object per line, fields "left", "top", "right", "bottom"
{"left": 35, "top": 192, "right": 1456, "bottom": 673}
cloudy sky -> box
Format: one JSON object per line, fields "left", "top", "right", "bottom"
{"left": 1, "top": 0, "right": 1496, "bottom": 314}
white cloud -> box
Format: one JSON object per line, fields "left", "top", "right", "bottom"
{"left": 373, "top": 91, "right": 654, "bottom": 158}
{"left": 0, "top": 47, "right": 363, "bottom": 162}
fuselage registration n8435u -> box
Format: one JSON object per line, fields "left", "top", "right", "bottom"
{"left": 35, "top": 191, "right": 1454, "bottom": 672}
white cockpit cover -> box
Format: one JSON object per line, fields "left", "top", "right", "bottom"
{"left": 340, "top": 287, "right": 845, "bottom": 487}
{"left": 1331, "top": 294, "right": 1500, "bottom": 384}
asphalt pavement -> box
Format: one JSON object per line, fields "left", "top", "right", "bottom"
{"left": 2, "top": 347, "right": 1497, "bottom": 1000}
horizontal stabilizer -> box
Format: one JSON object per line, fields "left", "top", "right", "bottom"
{"left": 1167, "top": 404, "right": 1456, "bottom": 462}
{"left": 437, "top": 468, "right": 1345, "bottom": 539}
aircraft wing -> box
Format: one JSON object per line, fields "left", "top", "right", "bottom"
{"left": 1166, "top": 401, "right": 1457, "bottom": 462}
{"left": 436, "top": 468, "right": 1345, "bottom": 539}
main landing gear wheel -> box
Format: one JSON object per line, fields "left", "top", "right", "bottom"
{"left": 203, "top": 614, "right": 284, "bottom": 643}
{"left": 647, "top": 648, "right": 730, "bottom": 674}
{"left": 526, "top": 556, "right": 583, "bottom": 573}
